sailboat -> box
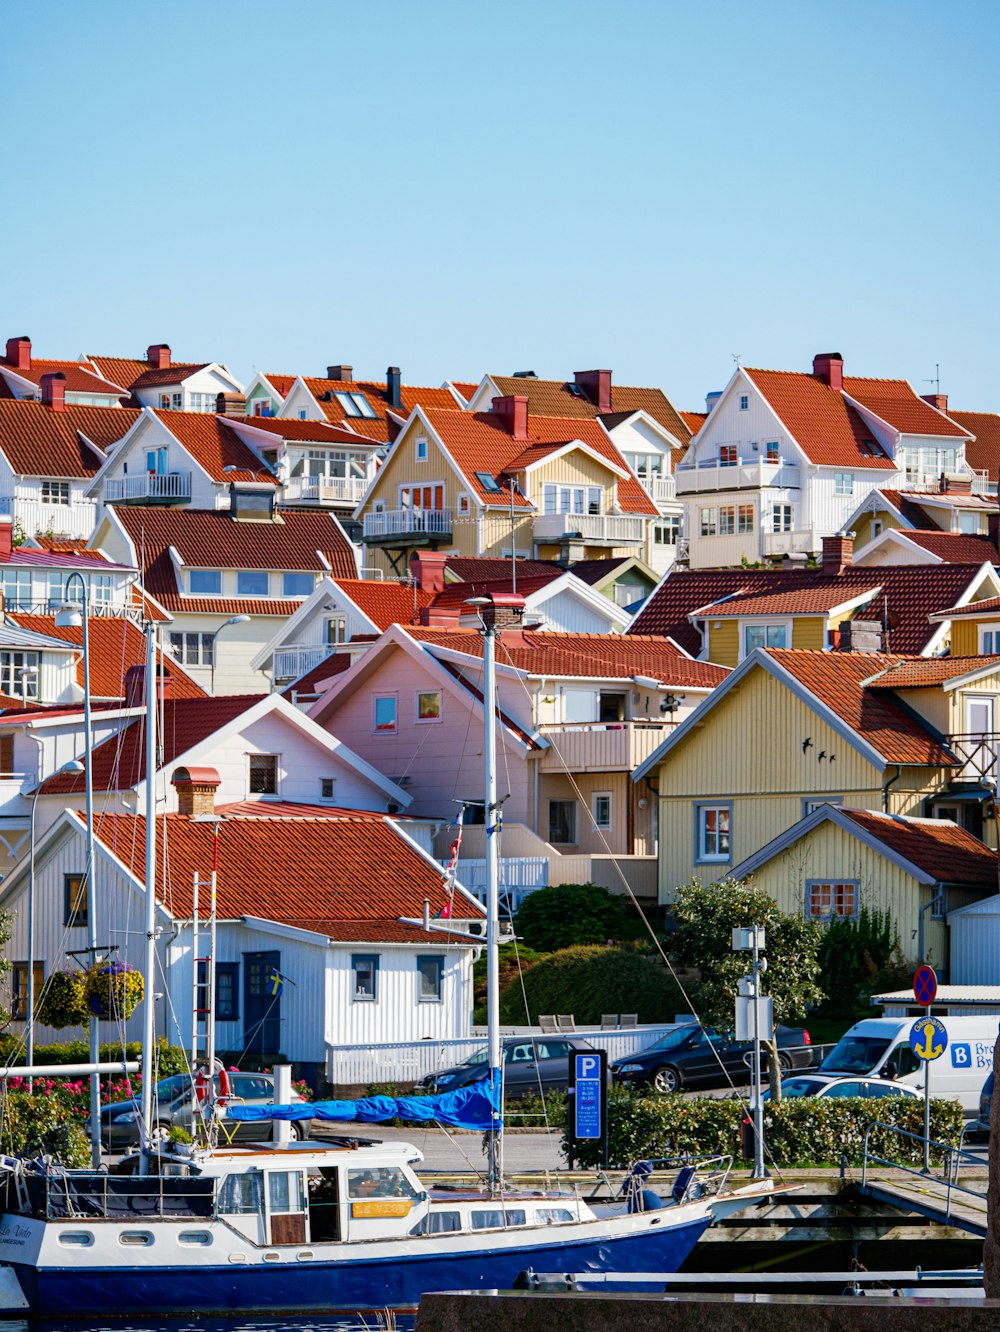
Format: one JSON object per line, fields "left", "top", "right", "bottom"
{"left": 0, "top": 592, "right": 780, "bottom": 1318}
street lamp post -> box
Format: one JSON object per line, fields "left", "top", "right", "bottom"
{"left": 209, "top": 616, "right": 252, "bottom": 696}
{"left": 54, "top": 571, "right": 102, "bottom": 1167}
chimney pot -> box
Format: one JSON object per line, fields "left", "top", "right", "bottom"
{"left": 40, "top": 371, "right": 67, "bottom": 412}
{"left": 921, "top": 393, "right": 950, "bottom": 414}
{"left": 813, "top": 352, "right": 844, "bottom": 393}
{"left": 574, "top": 369, "right": 613, "bottom": 413}
{"left": 409, "top": 550, "right": 448, "bottom": 594}
{"left": 326, "top": 365, "right": 353, "bottom": 382}
{"left": 386, "top": 366, "right": 402, "bottom": 410}
{"left": 146, "top": 343, "right": 171, "bottom": 371}
{"left": 492, "top": 394, "right": 530, "bottom": 442}
{"left": 705, "top": 390, "right": 723, "bottom": 414}
{"left": 171, "top": 766, "right": 222, "bottom": 818}
{"left": 821, "top": 530, "right": 854, "bottom": 574}
{"left": 5, "top": 336, "right": 30, "bottom": 372}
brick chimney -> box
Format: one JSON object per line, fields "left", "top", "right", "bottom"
{"left": 171, "top": 766, "right": 222, "bottom": 818}
{"left": 124, "top": 663, "right": 174, "bottom": 707}
{"left": 492, "top": 395, "right": 530, "bottom": 442}
{"left": 822, "top": 530, "right": 854, "bottom": 574}
{"left": 40, "top": 371, "right": 67, "bottom": 412}
{"left": 0, "top": 516, "right": 13, "bottom": 563}
{"left": 146, "top": 344, "right": 171, "bottom": 371}
{"left": 813, "top": 353, "right": 844, "bottom": 393}
{"left": 386, "top": 366, "right": 402, "bottom": 410}
{"left": 574, "top": 369, "right": 613, "bottom": 413}
{"left": 5, "top": 337, "right": 30, "bottom": 371}
{"left": 326, "top": 365, "right": 353, "bottom": 381}
{"left": 409, "top": 550, "right": 448, "bottom": 593}
{"left": 922, "top": 393, "right": 949, "bottom": 413}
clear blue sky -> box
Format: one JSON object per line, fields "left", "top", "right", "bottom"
{"left": 5, "top": 1, "right": 998, "bottom": 411}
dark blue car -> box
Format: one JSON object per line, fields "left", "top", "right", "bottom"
{"left": 610, "top": 1023, "right": 812, "bottom": 1094}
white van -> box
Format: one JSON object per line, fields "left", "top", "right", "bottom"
{"left": 817, "top": 1017, "right": 999, "bottom": 1112}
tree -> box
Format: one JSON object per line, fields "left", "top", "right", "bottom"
{"left": 498, "top": 945, "right": 685, "bottom": 1026}
{"left": 513, "top": 883, "right": 629, "bottom": 953}
{"left": 670, "top": 878, "right": 824, "bottom": 1100}
{"left": 816, "top": 908, "right": 906, "bottom": 1018}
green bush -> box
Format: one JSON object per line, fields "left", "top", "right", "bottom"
{"left": 473, "top": 942, "right": 548, "bottom": 1025}
{"left": 566, "top": 1090, "right": 963, "bottom": 1169}
{"left": 499, "top": 945, "right": 685, "bottom": 1026}
{"left": 817, "top": 909, "right": 909, "bottom": 1019}
{"left": 513, "top": 884, "right": 630, "bottom": 952}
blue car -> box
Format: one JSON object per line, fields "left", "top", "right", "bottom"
{"left": 976, "top": 1071, "right": 993, "bottom": 1136}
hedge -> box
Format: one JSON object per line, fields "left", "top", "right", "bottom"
{"left": 565, "top": 1088, "right": 964, "bottom": 1169}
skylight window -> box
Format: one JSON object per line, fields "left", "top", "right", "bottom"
{"left": 475, "top": 471, "right": 503, "bottom": 494}
{"left": 333, "top": 391, "right": 377, "bottom": 419}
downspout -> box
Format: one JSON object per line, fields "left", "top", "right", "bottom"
{"left": 882, "top": 764, "right": 902, "bottom": 813}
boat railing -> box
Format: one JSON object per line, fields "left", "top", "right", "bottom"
{"left": 591, "top": 1153, "right": 733, "bottom": 1201}
{"left": 19, "top": 1167, "right": 214, "bottom": 1220}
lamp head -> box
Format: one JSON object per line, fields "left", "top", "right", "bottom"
{"left": 225, "top": 615, "right": 251, "bottom": 627}
{"left": 54, "top": 603, "right": 83, "bottom": 629}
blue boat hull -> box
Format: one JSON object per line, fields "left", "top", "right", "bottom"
{"left": 11, "top": 1217, "right": 710, "bottom": 1317}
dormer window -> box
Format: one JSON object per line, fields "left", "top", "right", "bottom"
{"left": 237, "top": 571, "right": 269, "bottom": 597}
{"left": 476, "top": 471, "right": 503, "bottom": 494}
{"left": 334, "top": 391, "right": 377, "bottom": 419}
{"left": 189, "top": 570, "right": 222, "bottom": 595}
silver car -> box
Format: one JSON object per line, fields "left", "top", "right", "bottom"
{"left": 93, "top": 1072, "right": 311, "bottom": 1147}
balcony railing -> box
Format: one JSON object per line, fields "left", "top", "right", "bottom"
{"left": 532, "top": 513, "right": 646, "bottom": 546}
{"left": 946, "top": 734, "right": 1000, "bottom": 783}
{"left": 903, "top": 469, "right": 992, "bottom": 497}
{"left": 105, "top": 472, "right": 192, "bottom": 504}
{"left": 761, "top": 528, "right": 820, "bottom": 558}
{"left": 674, "top": 458, "right": 801, "bottom": 494}
{"left": 538, "top": 720, "right": 670, "bottom": 772}
{"left": 362, "top": 508, "right": 452, "bottom": 542}
{"left": 644, "top": 475, "right": 677, "bottom": 505}
{"left": 273, "top": 646, "right": 336, "bottom": 682}
{"left": 284, "top": 475, "right": 368, "bottom": 505}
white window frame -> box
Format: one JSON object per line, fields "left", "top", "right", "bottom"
{"left": 699, "top": 507, "right": 718, "bottom": 537}
{"left": 978, "top": 624, "right": 1000, "bottom": 653}
{"left": 806, "top": 880, "right": 858, "bottom": 922}
{"left": 372, "top": 693, "right": 398, "bottom": 734}
{"left": 592, "top": 791, "right": 612, "bottom": 832}
{"left": 40, "top": 479, "right": 70, "bottom": 505}
{"left": 695, "top": 802, "right": 731, "bottom": 863}
{"left": 415, "top": 436, "right": 428, "bottom": 462}
{"left": 834, "top": 472, "right": 854, "bottom": 496}
{"left": 457, "top": 492, "right": 471, "bottom": 516}
{"left": 237, "top": 570, "right": 270, "bottom": 598}
{"left": 771, "top": 504, "right": 793, "bottom": 533}
{"left": 319, "top": 777, "right": 336, "bottom": 802}
{"left": 247, "top": 752, "right": 280, "bottom": 798}
{"left": 740, "top": 620, "right": 791, "bottom": 659}
{"left": 415, "top": 689, "right": 442, "bottom": 723}
{"left": 739, "top": 395, "right": 749, "bottom": 411}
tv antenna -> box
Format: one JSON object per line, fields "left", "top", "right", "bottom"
{"left": 923, "top": 363, "right": 941, "bottom": 395}
{"left": 732, "top": 352, "right": 741, "bottom": 368}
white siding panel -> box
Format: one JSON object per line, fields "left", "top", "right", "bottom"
{"left": 949, "top": 906, "right": 1000, "bottom": 985}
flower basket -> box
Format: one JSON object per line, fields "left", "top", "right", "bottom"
{"left": 83, "top": 961, "right": 144, "bottom": 1021}
{"left": 36, "top": 970, "right": 89, "bottom": 1029}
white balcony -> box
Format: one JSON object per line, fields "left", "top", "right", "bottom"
{"left": 537, "top": 720, "right": 669, "bottom": 772}
{"left": 284, "top": 475, "right": 368, "bottom": 506}
{"left": 762, "top": 528, "right": 820, "bottom": 558}
{"left": 674, "top": 458, "right": 801, "bottom": 494}
{"left": 532, "top": 513, "right": 646, "bottom": 547}
{"left": 105, "top": 472, "right": 192, "bottom": 504}
{"left": 903, "top": 469, "right": 993, "bottom": 497}
{"left": 273, "top": 645, "right": 335, "bottom": 682}
{"left": 645, "top": 475, "right": 677, "bottom": 505}
{"left": 362, "top": 508, "right": 452, "bottom": 544}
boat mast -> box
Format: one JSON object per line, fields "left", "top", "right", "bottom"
{"left": 139, "top": 621, "right": 158, "bottom": 1174}
{"left": 481, "top": 600, "right": 503, "bottom": 1192}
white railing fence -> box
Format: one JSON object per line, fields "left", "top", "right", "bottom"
{"left": 450, "top": 857, "right": 549, "bottom": 912}
{"left": 105, "top": 472, "right": 192, "bottom": 502}
{"left": 363, "top": 509, "right": 452, "bottom": 539}
{"left": 326, "top": 1024, "right": 679, "bottom": 1089}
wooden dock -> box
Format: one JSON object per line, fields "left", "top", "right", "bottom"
{"left": 855, "top": 1174, "right": 988, "bottom": 1238}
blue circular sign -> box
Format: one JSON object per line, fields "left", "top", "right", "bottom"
{"left": 913, "top": 964, "right": 937, "bottom": 1007}
{"left": 909, "top": 1015, "right": 948, "bottom": 1062}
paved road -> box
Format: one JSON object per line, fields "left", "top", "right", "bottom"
{"left": 313, "top": 1120, "right": 568, "bottom": 1174}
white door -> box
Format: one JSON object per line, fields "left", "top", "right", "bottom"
{"left": 962, "top": 695, "right": 996, "bottom": 781}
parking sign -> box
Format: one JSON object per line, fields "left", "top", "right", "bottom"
{"left": 568, "top": 1049, "right": 607, "bottom": 1164}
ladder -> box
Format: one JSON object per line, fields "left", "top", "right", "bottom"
{"left": 189, "top": 870, "right": 218, "bottom": 1129}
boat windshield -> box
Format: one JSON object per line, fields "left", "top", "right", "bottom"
{"left": 819, "top": 1036, "right": 892, "bottom": 1075}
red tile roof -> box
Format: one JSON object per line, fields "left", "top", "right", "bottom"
{"left": 8, "top": 614, "right": 206, "bottom": 700}
{"left": 87, "top": 806, "right": 482, "bottom": 931}
{"left": 233, "top": 417, "right": 368, "bottom": 445}
{"left": 428, "top": 572, "right": 565, "bottom": 609}
{"left": 38, "top": 694, "right": 262, "bottom": 793}
{"left": 863, "top": 656, "right": 1000, "bottom": 687}
{"left": 559, "top": 558, "right": 645, "bottom": 587}
{"left": 148, "top": 411, "right": 279, "bottom": 484}
{"left": 763, "top": 649, "right": 958, "bottom": 766}
{"left": 302, "top": 378, "right": 462, "bottom": 440}
{"left": 844, "top": 378, "right": 969, "bottom": 439}
{"left": 0, "top": 356, "right": 126, "bottom": 397}
{"left": 488, "top": 376, "right": 692, "bottom": 442}
{"left": 332, "top": 578, "right": 435, "bottom": 629}
{"left": 280, "top": 650, "right": 353, "bottom": 700}
{"left": 421, "top": 408, "right": 657, "bottom": 514}
{"left": 840, "top": 808, "right": 996, "bottom": 887}
{"left": 680, "top": 411, "right": 708, "bottom": 435}
{"left": 631, "top": 564, "right": 990, "bottom": 657}
{"left": 0, "top": 400, "right": 139, "bottom": 478}
{"left": 742, "top": 369, "right": 897, "bottom": 469}
{"left": 409, "top": 627, "right": 729, "bottom": 687}
{"left": 950, "top": 410, "right": 1000, "bottom": 482}
{"left": 696, "top": 582, "right": 883, "bottom": 617}
{"left": 29, "top": 536, "right": 101, "bottom": 557}
{"left": 933, "top": 595, "right": 1000, "bottom": 618}
{"left": 886, "top": 531, "right": 999, "bottom": 563}
{"left": 88, "top": 357, "right": 204, "bottom": 393}
{"left": 130, "top": 364, "right": 211, "bottom": 390}
{"left": 445, "top": 557, "right": 561, "bottom": 582}
{"left": 450, "top": 382, "right": 480, "bottom": 402}
{"left": 896, "top": 489, "right": 997, "bottom": 511}
{"left": 260, "top": 374, "right": 297, "bottom": 398}
{"left": 108, "top": 507, "right": 357, "bottom": 611}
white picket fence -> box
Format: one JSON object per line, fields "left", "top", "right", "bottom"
{"left": 325, "top": 1024, "right": 678, "bottom": 1089}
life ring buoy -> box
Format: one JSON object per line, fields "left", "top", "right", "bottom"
{"left": 212, "top": 1059, "right": 231, "bottom": 1107}
{"left": 195, "top": 1068, "right": 207, "bottom": 1104}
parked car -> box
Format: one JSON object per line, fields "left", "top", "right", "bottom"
{"left": 610, "top": 1023, "right": 812, "bottom": 1094}
{"left": 92, "top": 1072, "right": 311, "bottom": 1149}
{"left": 416, "top": 1037, "right": 598, "bottom": 1098}
{"left": 975, "top": 1071, "right": 993, "bottom": 1136}
{"left": 762, "top": 1074, "right": 922, "bottom": 1102}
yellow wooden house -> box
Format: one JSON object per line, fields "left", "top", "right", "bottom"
{"left": 633, "top": 648, "right": 1000, "bottom": 906}
{"left": 729, "top": 805, "right": 997, "bottom": 976}
{"left": 847, "top": 482, "right": 997, "bottom": 554}
{"left": 352, "top": 395, "right": 661, "bottom": 578}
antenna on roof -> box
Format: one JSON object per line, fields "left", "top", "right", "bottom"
{"left": 732, "top": 352, "right": 741, "bottom": 368}
{"left": 923, "top": 363, "right": 941, "bottom": 394}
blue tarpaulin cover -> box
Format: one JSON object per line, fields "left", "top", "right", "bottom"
{"left": 226, "top": 1078, "right": 502, "bottom": 1132}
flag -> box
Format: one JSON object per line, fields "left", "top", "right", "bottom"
{"left": 267, "top": 967, "right": 286, "bottom": 998}
{"left": 438, "top": 806, "right": 464, "bottom": 919}
{"left": 434, "top": 899, "right": 453, "bottom": 920}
